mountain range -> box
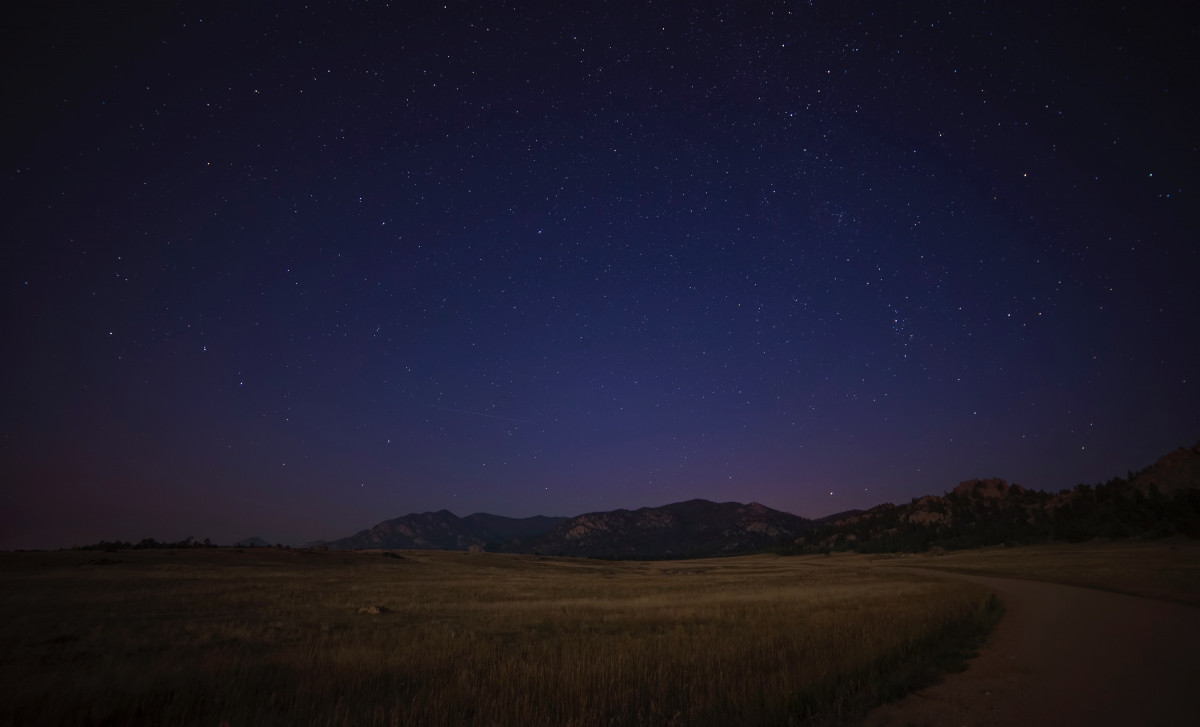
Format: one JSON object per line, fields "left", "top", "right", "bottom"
{"left": 319, "top": 443, "right": 1200, "bottom": 558}
{"left": 319, "top": 499, "right": 835, "bottom": 559}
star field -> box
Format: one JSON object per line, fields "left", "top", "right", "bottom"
{"left": 3, "top": 1, "right": 1197, "bottom": 548}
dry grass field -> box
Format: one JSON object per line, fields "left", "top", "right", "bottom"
{"left": 0, "top": 548, "right": 999, "bottom": 726}
{"left": 875, "top": 538, "right": 1200, "bottom": 606}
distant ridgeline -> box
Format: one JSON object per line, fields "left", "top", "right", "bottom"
{"left": 76, "top": 536, "right": 281, "bottom": 551}
{"left": 74, "top": 443, "right": 1199, "bottom": 557}
{"left": 325, "top": 443, "right": 1200, "bottom": 558}
{"left": 321, "top": 500, "right": 826, "bottom": 560}
{"left": 789, "top": 442, "right": 1200, "bottom": 554}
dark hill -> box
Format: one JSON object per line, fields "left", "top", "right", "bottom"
{"left": 325, "top": 511, "right": 568, "bottom": 551}
{"left": 232, "top": 536, "right": 272, "bottom": 548}
{"left": 1132, "top": 443, "right": 1200, "bottom": 495}
{"left": 461, "top": 513, "right": 568, "bottom": 543}
{"left": 797, "top": 443, "right": 1200, "bottom": 553}
{"left": 519, "top": 499, "right": 811, "bottom": 559}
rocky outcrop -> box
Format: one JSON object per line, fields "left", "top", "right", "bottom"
{"left": 952, "top": 478, "right": 1026, "bottom": 499}
{"left": 1132, "top": 443, "right": 1200, "bottom": 495}
{"left": 800, "top": 442, "right": 1200, "bottom": 552}
{"left": 810, "top": 477, "right": 1047, "bottom": 550}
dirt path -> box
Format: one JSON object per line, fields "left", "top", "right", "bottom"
{"left": 861, "top": 569, "right": 1200, "bottom": 727}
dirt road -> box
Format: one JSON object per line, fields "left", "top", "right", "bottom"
{"left": 861, "top": 569, "right": 1200, "bottom": 727}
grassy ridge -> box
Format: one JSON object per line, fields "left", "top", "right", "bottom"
{"left": 0, "top": 550, "right": 998, "bottom": 726}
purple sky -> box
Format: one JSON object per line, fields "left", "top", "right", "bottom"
{"left": 3, "top": 1, "right": 1197, "bottom": 548}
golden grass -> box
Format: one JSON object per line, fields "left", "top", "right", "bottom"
{"left": 873, "top": 538, "right": 1200, "bottom": 606}
{"left": 0, "top": 549, "right": 999, "bottom": 726}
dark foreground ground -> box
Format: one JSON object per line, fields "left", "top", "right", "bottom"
{"left": 863, "top": 568, "right": 1200, "bottom": 726}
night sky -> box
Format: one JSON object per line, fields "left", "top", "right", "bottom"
{"left": 3, "top": 2, "right": 1197, "bottom": 549}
